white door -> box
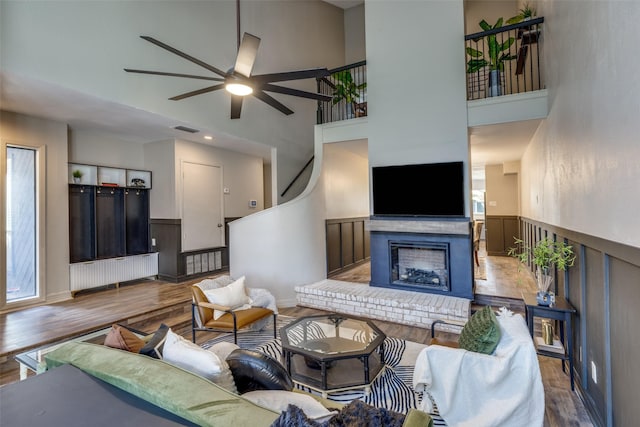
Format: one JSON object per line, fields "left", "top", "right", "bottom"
{"left": 182, "top": 162, "right": 224, "bottom": 251}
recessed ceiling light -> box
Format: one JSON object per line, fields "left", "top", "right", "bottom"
{"left": 204, "top": 135, "right": 213, "bottom": 140}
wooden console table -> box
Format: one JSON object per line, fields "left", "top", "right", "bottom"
{"left": 522, "top": 292, "right": 576, "bottom": 391}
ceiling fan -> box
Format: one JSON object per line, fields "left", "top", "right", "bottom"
{"left": 124, "top": 12, "right": 332, "bottom": 119}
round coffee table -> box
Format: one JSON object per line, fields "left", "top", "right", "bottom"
{"left": 280, "top": 314, "right": 386, "bottom": 397}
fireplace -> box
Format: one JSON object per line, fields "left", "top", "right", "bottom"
{"left": 368, "top": 218, "right": 474, "bottom": 299}
{"left": 390, "top": 242, "right": 449, "bottom": 291}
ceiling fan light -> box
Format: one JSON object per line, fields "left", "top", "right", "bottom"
{"left": 225, "top": 83, "right": 253, "bottom": 96}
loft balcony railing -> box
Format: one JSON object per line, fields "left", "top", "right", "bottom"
{"left": 465, "top": 17, "right": 544, "bottom": 101}
{"left": 316, "top": 61, "right": 367, "bottom": 124}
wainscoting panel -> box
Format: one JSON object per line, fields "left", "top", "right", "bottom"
{"left": 326, "top": 217, "right": 370, "bottom": 276}
{"left": 485, "top": 215, "right": 519, "bottom": 255}
{"left": 609, "top": 257, "right": 640, "bottom": 427}
{"left": 341, "top": 222, "right": 354, "bottom": 267}
{"left": 584, "top": 247, "right": 606, "bottom": 421}
{"left": 326, "top": 223, "right": 342, "bottom": 274}
{"left": 568, "top": 242, "right": 584, "bottom": 387}
{"left": 149, "top": 219, "right": 181, "bottom": 281}
{"left": 519, "top": 217, "right": 640, "bottom": 427}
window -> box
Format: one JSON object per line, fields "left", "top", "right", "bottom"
{"left": 4, "top": 145, "right": 41, "bottom": 304}
{"left": 472, "top": 189, "right": 485, "bottom": 216}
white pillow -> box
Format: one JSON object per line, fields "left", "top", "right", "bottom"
{"left": 203, "top": 276, "right": 252, "bottom": 320}
{"left": 242, "top": 390, "right": 336, "bottom": 421}
{"left": 208, "top": 341, "right": 240, "bottom": 361}
{"left": 162, "top": 329, "right": 237, "bottom": 393}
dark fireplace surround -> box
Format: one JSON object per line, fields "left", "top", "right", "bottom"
{"left": 368, "top": 218, "right": 474, "bottom": 299}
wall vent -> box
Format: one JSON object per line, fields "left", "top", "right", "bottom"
{"left": 174, "top": 125, "right": 199, "bottom": 133}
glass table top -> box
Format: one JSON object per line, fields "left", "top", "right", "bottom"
{"left": 281, "top": 314, "right": 384, "bottom": 355}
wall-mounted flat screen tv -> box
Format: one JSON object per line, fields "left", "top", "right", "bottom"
{"left": 372, "top": 161, "right": 465, "bottom": 217}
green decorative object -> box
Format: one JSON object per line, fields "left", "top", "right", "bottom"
{"left": 506, "top": 3, "right": 537, "bottom": 24}
{"left": 466, "top": 18, "right": 518, "bottom": 97}
{"left": 508, "top": 237, "right": 575, "bottom": 305}
{"left": 72, "top": 169, "right": 83, "bottom": 183}
{"left": 331, "top": 70, "right": 366, "bottom": 117}
{"left": 458, "top": 305, "right": 501, "bottom": 355}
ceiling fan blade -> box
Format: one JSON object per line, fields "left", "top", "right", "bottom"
{"left": 234, "top": 33, "right": 261, "bottom": 78}
{"left": 169, "top": 84, "right": 225, "bottom": 101}
{"left": 261, "top": 83, "right": 332, "bottom": 102}
{"left": 124, "top": 69, "right": 224, "bottom": 81}
{"left": 230, "top": 95, "right": 243, "bottom": 119}
{"left": 251, "top": 68, "right": 330, "bottom": 83}
{"left": 252, "top": 90, "right": 294, "bottom": 115}
{"left": 140, "top": 36, "right": 228, "bottom": 78}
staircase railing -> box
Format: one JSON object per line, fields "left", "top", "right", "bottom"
{"left": 280, "top": 156, "right": 315, "bottom": 198}
{"left": 316, "top": 61, "right": 367, "bottom": 124}
{"left": 465, "top": 17, "right": 544, "bottom": 100}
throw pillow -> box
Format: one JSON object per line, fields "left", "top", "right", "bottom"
{"left": 242, "top": 390, "right": 336, "bottom": 422}
{"left": 139, "top": 323, "right": 169, "bottom": 359}
{"left": 104, "top": 324, "right": 145, "bottom": 353}
{"left": 226, "top": 348, "right": 294, "bottom": 393}
{"left": 208, "top": 341, "right": 241, "bottom": 361}
{"left": 162, "top": 329, "right": 237, "bottom": 393}
{"left": 203, "top": 276, "right": 252, "bottom": 320}
{"left": 458, "top": 305, "right": 501, "bottom": 354}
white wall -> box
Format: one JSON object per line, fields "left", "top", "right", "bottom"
{"left": 464, "top": 0, "right": 518, "bottom": 34}
{"left": 366, "top": 0, "right": 471, "bottom": 216}
{"left": 0, "top": 0, "right": 345, "bottom": 201}
{"left": 485, "top": 164, "right": 519, "bottom": 216}
{"left": 143, "top": 140, "right": 178, "bottom": 219}
{"left": 344, "top": 4, "right": 366, "bottom": 64}
{"left": 520, "top": 0, "right": 640, "bottom": 248}
{"left": 230, "top": 119, "right": 368, "bottom": 305}
{"left": 174, "top": 139, "right": 264, "bottom": 218}
{"left": 1, "top": 111, "right": 71, "bottom": 304}
{"left": 323, "top": 140, "right": 369, "bottom": 219}
{"left": 69, "top": 129, "right": 145, "bottom": 169}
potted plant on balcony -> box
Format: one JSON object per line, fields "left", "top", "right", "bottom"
{"left": 466, "top": 17, "right": 517, "bottom": 97}
{"left": 507, "top": 3, "right": 540, "bottom": 43}
{"left": 331, "top": 70, "right": 367, "bottom": 119}
{"left": 508, "top": 237, "right": 576, "bottom": 306}
{"left": 506, "top": 2, "right": 537, "bottom": 24}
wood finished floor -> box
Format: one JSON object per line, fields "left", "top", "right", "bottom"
{"left": 0, "top": 246, "right": 593, "bottom": 426}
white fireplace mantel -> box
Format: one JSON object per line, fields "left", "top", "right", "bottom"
{"left": 366, "top": 219, "right": 470, "bottom": 235}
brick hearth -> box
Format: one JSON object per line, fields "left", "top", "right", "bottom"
{"left": 295, "top": 279, "right": 470, "bottom": 333}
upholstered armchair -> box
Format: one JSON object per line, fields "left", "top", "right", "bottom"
{"left": 191, "top": 276, "right": 277, "bottom": 344}
{"left": 414, "top": 308, "right": 545, "bottom": 427}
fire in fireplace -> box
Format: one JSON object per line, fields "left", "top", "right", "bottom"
{"left": 390, "top": 242, "right": 449, "bottom": 292}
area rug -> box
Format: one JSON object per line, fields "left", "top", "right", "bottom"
{"left": 201, "top": 315, "right": 446, "bottom": 425}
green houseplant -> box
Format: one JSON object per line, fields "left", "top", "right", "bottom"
{"left": 72, "top": 169, "right": 83, "bottom": 183}
{"left": 466, "top": 18, "right": 517, "bottom": 97}
{"left": 508, "top": 237, "right": 576, "bottom": 305}
{"left": 506, "top": 3, "right": 537, "bottom": 24}
{"left": 331, "top": 70, "right": 367, "bottom": 118}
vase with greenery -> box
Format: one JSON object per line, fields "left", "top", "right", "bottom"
{"left": 72, "top": 169, "right": 83, "bottom": 184}
{"left": 508, "top": 237, "right": 576, "bottom": 305}
{"left": 331, "top": 70, "right": 367, "bottom": 118}
{"left": 466, "top": 18, "right": 517, "bottom": 97}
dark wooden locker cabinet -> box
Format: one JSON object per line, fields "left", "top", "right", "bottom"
{"left": 68, "top": 186, "right": 96, "bottom": 262}
{"left": 125, "top": 189, "right": 150, "bottom": 255}
{"left": 96, "top": 188, "right": 126, "bottom": 258}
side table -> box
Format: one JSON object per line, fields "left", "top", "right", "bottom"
{"left": 522, "top": 292, "right": 577, "bottom": 391}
